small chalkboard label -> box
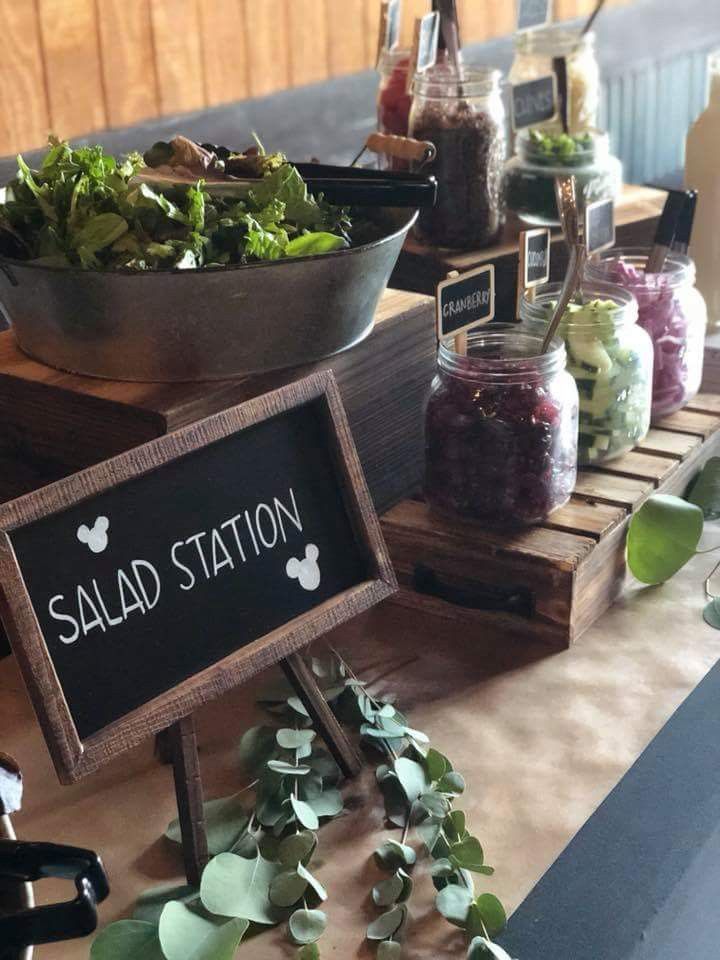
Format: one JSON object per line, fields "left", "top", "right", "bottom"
{"left": 521, "top": 228, "right": 551, "bottom": 288}
{"left": 511, "top": 75, "right": 557, "bottom": 130}
{"left": 376, "top": 0, "right": 401, "bottom": 65}
{"left": 436, "top": 264, "right": 496, "bottom": 340}
{"left": 0, "top": 372, "right": 395, "bottom": 783}
{"left": 407, "top": 11, "right": 439, "bottom": 90}
{"left": 517, "top": 0, "right": 552, "bottom": 32}
{"left": 585, "top": 198, "right": 616, "bottom": 255}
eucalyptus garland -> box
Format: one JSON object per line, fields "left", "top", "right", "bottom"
{"left": 90, "top": 653, "right": 515, "bottom": 960}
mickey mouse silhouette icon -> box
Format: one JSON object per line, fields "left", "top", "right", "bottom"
{"left": 77, "top": 516, "right": 110, "bottom": 554}
{"left": 286, "top": 544, "right": 321, "bottom": 592}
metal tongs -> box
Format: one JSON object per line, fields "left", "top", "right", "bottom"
{"left": 541, "top": 175, "right": 587, "bottom": 353}
{"left": 202, "top": 135, "right": 438, "bottom": 208}
{"left": 0, "top": 754, "right": 109, "bottom": 960}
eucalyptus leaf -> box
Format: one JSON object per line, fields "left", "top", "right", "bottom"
{"left": 158, "top": 902, "right": 218, "bottom": 960}
{"left": 374, "top": 839, "right": 417, "bottom": 870}
{"left": 297, "top": 741, "right": 313, "bottom": 760}
{"left": 268, "top": 760, "right": 311, "bottom": 776}
{"left": 297, "top": 862, "right": 328, "bottom": 901}
{"left": 269, "top": 869, "right": 308, "bottom": 908}
{"left": 416, "top": 819, "right": 442, "bottom": 855}
{"left": 90, "top": 920, "right": 164, "bottom": 960}
{"left": 435, "top": 884, "right": 473, "bottom": 926}
{"left": 187, "top": 919, "right": 249, "bottom": 960}
{"left": 287, "top": 695, "right": 310, "bottom": 717}
{"left": 200, "top": 852, "right": 282, "bottom": 924}
{"left": 372, "top": 873, "right": 404, "bottom": 907}
{"left": 429, "top": 858, "right": 454, "bottom": 878}
{"left": 239, "top": 726, "right": 277, "bottom": 775}
{"left": 165, "top": 794, "right": 248, "bottom": 856}
{"left": 277, "top": 728, "right": 317, "bottom": 749}
{"left": 704, "top": 597, "right": 720, "bottom": 629}
{"left": 298, "top": 944, "right": 321, "bottom": 960}
{"left": 378, "top": 941, "right": 403, "bottom": 959}
{"left": 309, "top": 750, "right": 341, "bottom": 784}
{"left": 438, "top": 772, "right": 466, "bottom": 796}
{"left": 291, "top": 795, "right": 320, "bottom": 829}
{"left": 394, "top": 757, "right": 428, "bottom": 802}
{"left": 687, "top": 457, "right": 720, "bottom": 519}
{"left": 397, "top": 868, "right": 414, "bottom": 903}
{"left": 289, "top": 908, "right": 327, "bottom": 944}
{"left": 278, "top": 830, "right": 317, "bottom": 866}
{"left": 425, "top": 748, "right": 451, "bottom": 782}
{"left": 367, "top": 905, "right": 407, "bottom": 940}
{"left": 626, "top": 494, "right": 703, "bottom": 584}
{"left": 419, "top": 791, "right": 451, "bottom": 818}
{"left": 444, "top": 810, "right": 468, "bottom": 842}
{"left": 306, "top": 788, "right": 344, "bottom": 818}
{"left": 467, "top": 937, "right": 517, "bottom": 960}
{"left": 450, "top": 837, "right": 485, "bottom": 872}
{"left": 132, "top": 884, "right": 197, "bottom": 924}
{"left": 473, "top": 893, "right": 507, "bottom": 937}
{"left": 378, "top": 773, "right": 409, "bottom": 828}
{"left": 405, "top": 727, "right": 430, "bottom": 745}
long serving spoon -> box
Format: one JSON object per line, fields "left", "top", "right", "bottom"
{"left": 580, "top": 0, "right": 607, "bottom": 36}
{"left": 541, "top": 175, "right": 588, "bottom": 353}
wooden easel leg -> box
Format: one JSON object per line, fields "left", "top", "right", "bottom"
{"left": 281, "top": 653, "right": 362, "bottom": 779}
{"left": 167, "top": 716, "right": 209, "bottom": 887}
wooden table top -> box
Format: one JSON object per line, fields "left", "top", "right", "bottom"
{"left": 2, "top": 541, "right": 719, "bottom": 959}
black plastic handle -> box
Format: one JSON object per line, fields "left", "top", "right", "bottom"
{"left": 413, "top": 563, "right": 534, "bottom": 618}
{"left": 0, "top": 841, "right": 109, "bottom": 954}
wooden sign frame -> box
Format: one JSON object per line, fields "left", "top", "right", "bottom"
{"left": 0, "top": 370, "right": 396, "bottom": 788}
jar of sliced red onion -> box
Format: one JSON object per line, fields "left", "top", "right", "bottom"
{"left": 425, "top": 327, "right": 578, "bottom": 527}
{"left": 586, "top": 248, "right": 707, "bottom": 420}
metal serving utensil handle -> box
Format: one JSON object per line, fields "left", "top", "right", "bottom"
{"left": 0, "top": 842, "right": 109, "bottom": 956}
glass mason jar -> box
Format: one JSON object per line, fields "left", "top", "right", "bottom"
{"left": 376, "top": 47, "right": 412, "bottom": 170}
{"left": 409, "top": 67, "right": 507, "bottom": 249}
{"left": 509, "top": 26, "right": 600, "bottom": 134}
{"left": 521, "top": 282, "right": 653, "bottom": 465}
{"left": 424, "top": 327, "right": 578, "bottom": 527}
{"left": 503, "top": 128, "right": 622, "bottom": 226}
{"left": 585, "top": 248, "right": 707, "bottom": 420}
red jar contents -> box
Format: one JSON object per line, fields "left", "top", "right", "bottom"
{"left": 425, "top": 330, "right": 578, "bottom": 527}
{"left": 378, "top": 57, "right": 411, "bottom": 137}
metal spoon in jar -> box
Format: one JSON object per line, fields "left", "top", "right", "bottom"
{"left": 541, "top": 175, "right": 588, "bottom": 353}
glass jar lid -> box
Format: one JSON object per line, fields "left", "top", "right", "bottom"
{"left": 514, "top": 25, "right": 596, "bottom": 58}
{"left": 521, "top": 280, "right": 639, "bottom": 333}
{"left": 584, "top": 246, "right": 696, "bottom": 290}
{"left": 438, "top": 324, "right": 566, "bottom": 383}
{"left": 412, "top": 65, "right": 502, "bottom": 100}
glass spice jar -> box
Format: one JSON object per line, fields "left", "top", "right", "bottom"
{"left": 585, "top": 248, "right": 707, "bottom": 420}
{"left": 424, "top": 327, "right": 578, "bottom": 528}
{"left": 376, "top": 47, "right": 412, "bottom": 170}
{"left": 509, "top": 26, "right": 600, "bottom": 134}
{"left": 503, "top": 128, "right": 622, "bottom": 227}
{"left": 521, "top": 281, "right": 653, "bottom": 465}
{"left": 409, "top": 66, "right": 507, "bottom": 249}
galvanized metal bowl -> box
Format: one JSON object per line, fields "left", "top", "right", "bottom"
{"left": 0, "top": 207, "right": 416, "bottom": 382}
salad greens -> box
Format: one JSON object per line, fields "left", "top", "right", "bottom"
{"left": 0, "top": 137, "right": 354, "bottom": 270}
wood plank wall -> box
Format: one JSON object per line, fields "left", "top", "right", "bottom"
{"left": 0, "top": 0, "right": 631, "bottom": 157}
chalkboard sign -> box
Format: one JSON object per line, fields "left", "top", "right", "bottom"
{"left": 436, "top": 265, "right": 496, "bottom": 340}
{"left": 585, "top": 198, "right": 616, "bottom": 255}
{"left": 0, "top": 372, "right": 396, "bottom": 783}
{"left": 521, "top": 228, "right": 551, "bottom": 288}
{"left": 376, "top": 0, "right": 401, "bottom": 65}
{"left": 511, "top": 76, "right": 557, "bottom": 130}
{"left": 517, "top": 0, "right": 552, "bottom": 32}
{"left": 407, "top": 11, "right": 440, "bottom": 90}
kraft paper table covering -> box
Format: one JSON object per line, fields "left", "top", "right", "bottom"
{"left": 1, "top": 541, "right": 719, "bottom": 959}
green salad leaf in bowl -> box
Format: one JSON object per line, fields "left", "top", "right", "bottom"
{"left": 0, "top": 137, "right": 355, "bottom": 271}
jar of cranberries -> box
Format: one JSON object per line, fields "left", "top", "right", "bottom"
{"left": 376, "top": 48, "right": 412, "bottom": 169}
{"left": 425, "top": 327, "right": 579, "bottom": 527}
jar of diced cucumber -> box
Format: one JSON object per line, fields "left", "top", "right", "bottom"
{"left": 520, "top": 281, "right": 653, "bottom": 465}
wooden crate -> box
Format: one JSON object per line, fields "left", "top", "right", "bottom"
{"left": 381, "top": 394, "right": 720, "bottom": 649}
{"left": 0, "top": 289, "right": 435, "bottom": 515}
{"left": 390, "top": 185, "right": 667, "bottom": 317}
